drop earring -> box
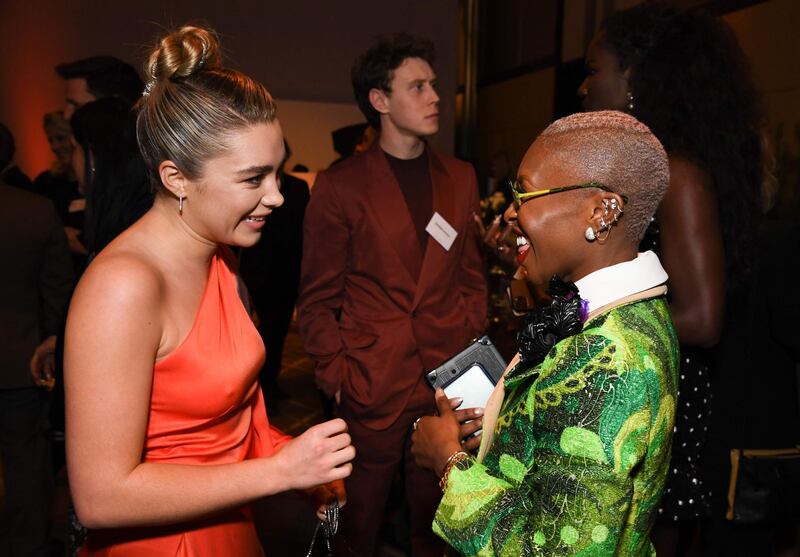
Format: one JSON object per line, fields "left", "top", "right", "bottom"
{"left": 178, "top": 194, "right": 184, "bottom": 216}
{"left": 626, "top": 91, "right": 635, "bottom": 112}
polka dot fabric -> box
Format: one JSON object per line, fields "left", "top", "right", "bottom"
{"left": 656, "top": 353, "right": 712, "bottom": 521}
{"left": 641, "top": 219, "right": 713, "bottom": 522}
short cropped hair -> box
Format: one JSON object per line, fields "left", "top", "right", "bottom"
{"left": 351, "top": 33, "right": 435, "bottom": 128}
{"left": 56, "top": 56, "right": 143, "bottom": 106}
{"left": 536, "top": 111, "right": 669, "bottom": 243}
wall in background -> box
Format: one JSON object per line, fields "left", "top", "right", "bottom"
{"left": 724, "top": 0, "right": 800, "bottom": 215}
{"left": 475, "top": 69, "right": 555, "bottom": 193}
{"left": 0, "top": 0, "right": 458, "bottom": 176}
{"left": 275, "top": 99, "right": 364, "bottom": 171}
{"left": 2, "top": 0, "right": 795, "bottom": 190}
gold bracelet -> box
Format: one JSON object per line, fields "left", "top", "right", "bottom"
{"left": 439, "top": 450, "right": 471, "bottom": 492}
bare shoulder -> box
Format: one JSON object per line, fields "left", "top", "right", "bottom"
{"left": 660, "top": 155, "right": 719, "bottom": 224}
{"left": 64, "top": 245, "right": 167, "bottom": 389}
{"left": 668, "top": 155, "right": 714, "bottom": 194}
{"left": 69, "top": 247, "right": 165, "bottom": 331}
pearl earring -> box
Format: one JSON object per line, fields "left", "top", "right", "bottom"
{"left": 584, "top": 227, "right": 596, "bottom": 241}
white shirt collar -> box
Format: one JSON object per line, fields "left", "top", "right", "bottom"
{"left": 574, "top": 251, "right": 668, "bottom": 314}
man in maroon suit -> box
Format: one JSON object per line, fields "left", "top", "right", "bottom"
{"left": 298, "top": 34, "right": 487, "bottom": 556}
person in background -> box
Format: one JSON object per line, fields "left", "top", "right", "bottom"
{"left": 55, "top": 56, "right": 143, "bottom": 120}
{"left": 31, "top": 96, "right": 157, "bottom": 557}
{"left": 51, "top": 55, "right": 141, "bottom": 255}
{"left": 298, "top": 33, "right": 487, "bottom": 556}
{"left": 70, "top": 98, "right": 153, "bottom": 257}
{"left": 329, "top": 123, "right": 368, "bottom": 166}
{"left": 33, "top": 111, "right": 83, "bottom": 228}
{"left": 0, "top": 121, "right": 33, "bottom": 191}
{"left": 64, "top": 26, "right": 353, "bottom": 556}
{"left": 578, "top": 4, "right": 785, "bottom": 554}
{"left": 1, "top": 129, "right": 73, "bottom": 556}
{"left": 412, "top": 110, "right": 678, "bottom": 556}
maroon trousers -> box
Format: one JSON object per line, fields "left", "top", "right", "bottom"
{"left": 334, "top": 379, "right": 445, "bottom": 557}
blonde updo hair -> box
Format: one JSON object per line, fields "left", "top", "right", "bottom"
{"left": 536, "top": 110, "right": 669, "bottom": 243}
{"left": 137, "top": 26, "right": 277, "bottom": 189}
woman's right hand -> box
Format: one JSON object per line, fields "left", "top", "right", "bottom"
{"left": 305, "top": 479, "right": 347, "bottom": 520}
{"left": 276, "top": 418, "right": 355, "bottom": 491}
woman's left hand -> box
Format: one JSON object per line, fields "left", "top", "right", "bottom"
{"left": 305, "top": 479, "right": 346, "bottom": 521}
{"left": 411, "top": 389, "right": 466, "bottom": 476}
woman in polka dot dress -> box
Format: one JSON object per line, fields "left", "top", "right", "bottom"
{"left": 578, "top": 5, "right": 768, "bottom": 554}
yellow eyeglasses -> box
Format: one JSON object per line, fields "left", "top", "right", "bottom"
{"left": 510, "top": 180, "right": 628, "bottom": 210}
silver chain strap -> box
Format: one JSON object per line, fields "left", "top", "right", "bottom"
{"left": 305, "top": 500, "right": 339, "bottom": 557}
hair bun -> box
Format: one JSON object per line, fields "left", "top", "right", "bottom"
{"left": 146, "top": 26, "right": 221, "bottom": 82}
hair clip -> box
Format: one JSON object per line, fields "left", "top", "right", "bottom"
{"left": 142, "top": 81, "right": 155, "bottom": 97}
{"left": 197, "top": 42, "right": 208, "bottom": 69}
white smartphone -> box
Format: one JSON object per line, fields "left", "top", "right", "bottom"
{"left": 443, "top": 363, "right": 495, "bottom": 412}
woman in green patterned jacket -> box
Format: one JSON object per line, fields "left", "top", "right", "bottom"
{"left": 411, "top": 111, "right": 679, "bottom": 556}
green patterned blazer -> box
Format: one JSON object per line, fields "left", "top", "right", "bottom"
{"left": 433, "top": 293, "right": 679, "bottom": 556}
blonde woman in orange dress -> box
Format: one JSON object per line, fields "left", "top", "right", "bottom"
{"left": 64, "top": 26, "right": 354, "bottom": 556}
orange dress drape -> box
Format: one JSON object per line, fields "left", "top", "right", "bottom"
{"left": 80, "top": 249, "right": 290, "bottom": 556}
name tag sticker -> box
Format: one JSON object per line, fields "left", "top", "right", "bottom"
{"left": 425, "top": 212, "right": 458, "bottom": 251}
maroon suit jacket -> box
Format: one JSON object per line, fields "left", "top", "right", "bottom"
{"left": 298, "top": 143, "right": 488, "bottom": 429}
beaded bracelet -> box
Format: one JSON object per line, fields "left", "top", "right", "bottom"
{"left": 439, "top": 450, "right": 471, "bottom": 492}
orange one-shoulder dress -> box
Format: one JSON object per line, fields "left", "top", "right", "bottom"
{"left": 80, "top": 249, "right": 291, "bottom": 556}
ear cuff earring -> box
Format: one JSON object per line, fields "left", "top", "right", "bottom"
{"left": 607, "top": 198, "right": 621, "bottom": 212}
{"left": 586, "top": 198, "right": 623, "bottom": 242}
